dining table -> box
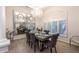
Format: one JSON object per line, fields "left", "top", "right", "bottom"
{"left": 30, "top": 31, "right": 53, "bottom": 41}
{"left": 29, "top": 31, "right": 57, "bottom": 52}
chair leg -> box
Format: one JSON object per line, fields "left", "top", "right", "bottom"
{"left": 28, "top": 40, "right": 30, "bottom": 46}
{"left": 55, "top": 46, "right": 57, "bottom": 53}
{"left": 70, "top": 39, "right": 71, "bottom": 46}
{"left": 34, "top": 44, "right": 36, "bottom": 52}
{"left": 37, "top": 41, "right": 40, "bottom": 52}
{"left": 30, "top": 43, "right": 32, "bottom": 48}
{"left": 50, "top": 48, "right": 52, "bottom": 53}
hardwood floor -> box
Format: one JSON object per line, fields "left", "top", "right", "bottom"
{"left": 8, "top": 38, "right": 79, "bottom": 53}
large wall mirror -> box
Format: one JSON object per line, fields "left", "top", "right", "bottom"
{"left": 13, "top": 10, "right": 36, "bottom": 35}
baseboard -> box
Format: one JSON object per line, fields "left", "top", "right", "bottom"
{"left": 58, "top": 37, "right": 79, "bottom": 46}
{"left": 0, "top": 46, "right": 9, "bottom": 53}
{"left": 0, "top": 39, "right": 10, "bottom": 53}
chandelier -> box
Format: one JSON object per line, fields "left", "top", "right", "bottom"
{"left": 30, "top": 6, "right": 45, "bottom": 17}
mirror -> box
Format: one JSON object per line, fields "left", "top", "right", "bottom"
{"left": 13, "top": 10, "right": 36, "bottom": 35}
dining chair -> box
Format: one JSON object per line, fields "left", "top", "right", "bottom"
{"left": 26, "top": 31, "right": 30, "bottom": 45}
{"left": 44, "top": 30, "right": 50, "bottom": 34}
{"left": 30, "top": 33, "right": 37, "bottom": 52}
{"left": 44, "top": 33, "right": 59, "bottom": 53}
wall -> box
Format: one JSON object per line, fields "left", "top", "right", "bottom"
{"left": 6, "top": 6, "right": 32, "bottom": 31}
{"left": 38, "top": 6, "right": 79, "bottom": 46}
{"left": 35, "top": 16, "right": 44, "bottom": 29}
{"left": 0, "top": 6, "right": 6, "bottom": 39}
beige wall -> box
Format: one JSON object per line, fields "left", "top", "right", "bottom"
{"left": 37, "top": 6, "right": 79, "bottom": 45}
{"left": 6, "top": 6, "right": 32, "bottom": 31}
{"left": 0, "top": 6, "right": 6, "bottom": 39}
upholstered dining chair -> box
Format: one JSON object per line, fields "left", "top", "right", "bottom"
{"left": 26, "top": 31, "right": 30, "bottom": 45}
{"left": 44, "top": 30, "right": 50, "bottom": 34}
{"left": 44, "top": 33, "right": 59, "bottom": 53}
{"left": 29, "top": 33, "right": 37, "bottom": 52}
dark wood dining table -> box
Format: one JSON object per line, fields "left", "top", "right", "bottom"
{"left": 29, "top": 31, "right": 57, "bottom": 52}
{"left": 35, "top": 33, "right": 51, "bottom": 51}
{"left": 30, "top": 31, "right": 53, "bottom": 41}
{"left": 35, "top": 32, "right": 54, "bottom": 51}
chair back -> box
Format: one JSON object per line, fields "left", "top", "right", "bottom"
{"left": 44, "top": 30, "right": 49, "bottom": 34}
{"left": 30, "top": 33, "right": 36, "bottom": 44}
{"left": 26, "top": 31, "right": 30, "bottom": 40}
{"left": 51, "top": 33, "right": 59, "bottom": 47}
{"left": 26, "top": 28, "right": 30, "bottom": 32}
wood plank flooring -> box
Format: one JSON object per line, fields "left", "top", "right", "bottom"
{"left": 8, "top": 38, "right": 79, "bottom": 53}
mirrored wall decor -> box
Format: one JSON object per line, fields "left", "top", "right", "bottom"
{"left": 13, "top": 10, "right": 36, "bottom": 35}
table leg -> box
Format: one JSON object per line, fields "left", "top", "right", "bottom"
{"left": 38, "top": 41, "right": 44, "bottom": 52}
